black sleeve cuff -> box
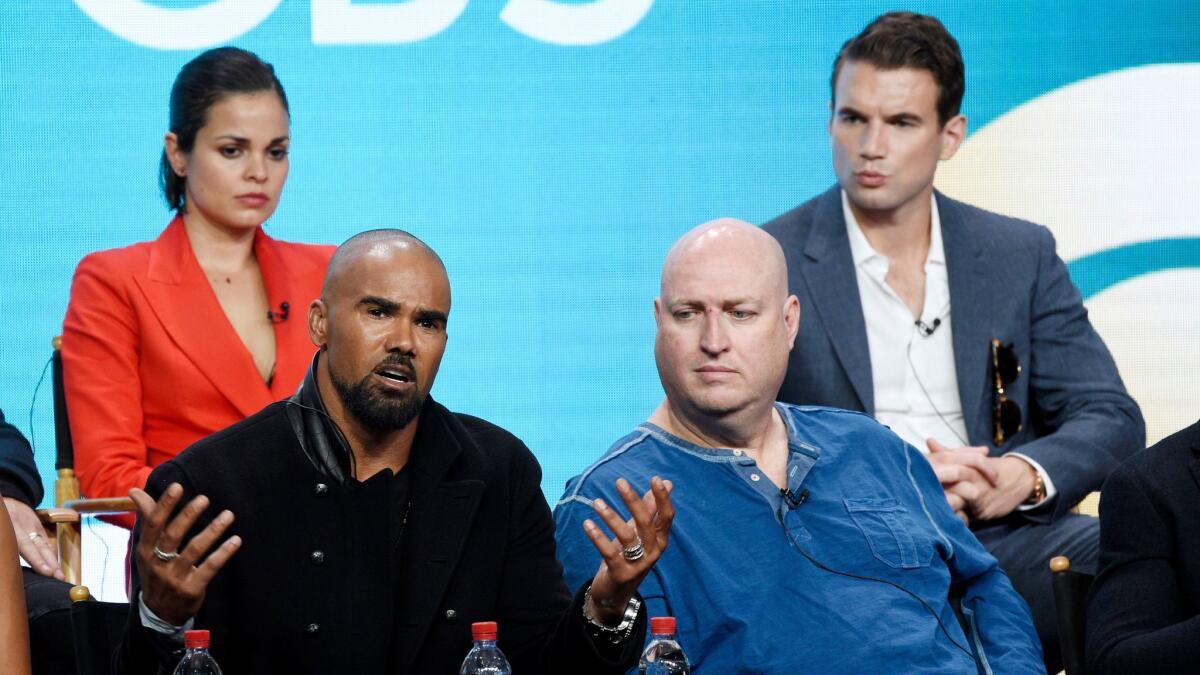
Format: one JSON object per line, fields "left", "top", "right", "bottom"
{"left": 564, "top": 582, "right": 647, "bottom": 672}
{"left": 0, "top": 473, "right": 36, "bottom": 508}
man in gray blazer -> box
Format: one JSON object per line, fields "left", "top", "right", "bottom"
{"left": 762, "top": 12, "right": 1144, "bottom": 668}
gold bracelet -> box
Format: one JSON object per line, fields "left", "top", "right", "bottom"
{"left": 1025, "top": 469, "right": 1046, "bottom": 505}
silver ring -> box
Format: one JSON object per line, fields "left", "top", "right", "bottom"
{"left": 153, "top": 546, "right": 180, "bottom": 562}
{"left": 622, "top": 538, "right": 645, "bottom": 562}
{"left": 27, "top": 532, "right": 42, "bottom": 541}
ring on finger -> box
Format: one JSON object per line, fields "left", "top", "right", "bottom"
{"left": 152, "top": 545, "right": 180, "bottom": 563}
{"left": 622, "top": 537, "right": 645, "bottom": 562}
{"left": 28, "top": 531, "right": 42, "bottom": 541}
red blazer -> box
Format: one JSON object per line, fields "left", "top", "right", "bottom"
{"left": 61, "top": 217, "right": 333, "bottom": 526}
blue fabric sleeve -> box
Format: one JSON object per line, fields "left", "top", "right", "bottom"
{"left": 554, "top": 490, "right": 604, "bottom": 594}
{"left": 903, "top": 443, "right": 1044, "bottom": 673}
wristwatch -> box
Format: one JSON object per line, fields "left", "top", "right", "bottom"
{"left": 582, "top": 585, "right": 641, "bottom": 646}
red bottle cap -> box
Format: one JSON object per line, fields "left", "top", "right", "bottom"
{"left": 471, "top": 621, "right": 498, "bottom": 641}
{"left": 184, "top": 630, "right": 210, "bottom": 649}
{"left": 650, "top": 617, "right": 676, "bottom": 635}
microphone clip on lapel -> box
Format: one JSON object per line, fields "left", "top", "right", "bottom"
{"left": 267, "top": 301, "right": 290, "bottom": 323}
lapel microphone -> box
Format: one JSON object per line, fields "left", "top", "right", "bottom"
{"left": 267, "top": 301, "right": 290, "bottom": 324}
{"left": 915, "top": 318, "right": 941, "bottom": 337}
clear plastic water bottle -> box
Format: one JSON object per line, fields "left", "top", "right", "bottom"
{"left": 639, "top": 616, "right": 690, "bottom": 674}
{"left": 459, "top": 621, "right": 512, "bottom": 675}
{"left": 172, "top": 629, "right": 223, "bottom": 675}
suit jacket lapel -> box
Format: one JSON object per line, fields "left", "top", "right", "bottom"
{"left": 801, "top": 188, "right": 874, "bottom": 413}
{"left": 133, "top": 217, "right": 271, "bottom": 419}
{"left": 1189, "top": 439, "right": 1200, "bottom": 496}
{"left": 939, "top": 192, "right": 995, "bottom": 447}
{"left": 254, "top": 230, "right": 321, "bottom": 398}
{"left": 393, "top": 400, "right": 484, "bottom": 674}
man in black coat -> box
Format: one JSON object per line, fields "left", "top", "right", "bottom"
{"left": 116, "top": 230, "right": 675, "bottom": 674}
{"left": 1086, "top": 420, "right": 1200, "bottom": 674}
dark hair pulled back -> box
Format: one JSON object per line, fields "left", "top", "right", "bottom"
{"left": 160, "top": 47, "right": 289, "bottom": 212}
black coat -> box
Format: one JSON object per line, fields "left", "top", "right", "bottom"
{"left": 0, "top": 407, "right": 41, "bottom": 507}
{"left": 116, "top": 397, "right": 643, "bottom": 674}
{"left": 1086, "top": 420, "right": 1200, "bottom": 674}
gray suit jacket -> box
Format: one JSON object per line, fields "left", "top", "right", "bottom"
{"left": 762, "top": 186, "right": 1145, "bottom": 523}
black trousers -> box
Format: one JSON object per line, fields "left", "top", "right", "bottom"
{"left": 974, "top": 512, "right": 1099, "bottom": 674}
{"left": 23, "top": 566, "right": 76, "bottom": 675}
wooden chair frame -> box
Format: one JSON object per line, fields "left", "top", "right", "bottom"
{"left": 34, "top": 337, "right": 135, "bottom": 585}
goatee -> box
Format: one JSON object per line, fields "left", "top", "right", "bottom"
{"left": 331, "top": 357, "right": 425, "bottom": 430}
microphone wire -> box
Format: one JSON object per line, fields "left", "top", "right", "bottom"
{"left": 906, "top": 322, "right": 968, "bottom": 447}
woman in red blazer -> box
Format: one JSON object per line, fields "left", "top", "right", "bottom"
{"left": 61, "top": 48, "right": 333, "bottom": 526}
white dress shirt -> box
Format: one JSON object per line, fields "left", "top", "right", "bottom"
{"left": 842, "top": 191, "right": 1054, "bottom": 506}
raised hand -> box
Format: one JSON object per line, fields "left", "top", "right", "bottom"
{"left": 581, "top": 476, "right": 675, "bottom": 625}
{"left": 129, "top": 484, "right": 241, "bottom": 626}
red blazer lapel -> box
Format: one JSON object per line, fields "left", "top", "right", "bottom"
{"left": 255, "top": 229, "right": 323, "bottom": 399}
{"left": 134, "top": 217, "right": 273, "bottom": 419}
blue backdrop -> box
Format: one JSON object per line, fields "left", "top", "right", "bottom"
{"left": 3, "top": 1, "right": 1199, "bottom": 509}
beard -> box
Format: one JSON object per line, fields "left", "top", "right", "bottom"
{"left": 331, "top": 355, "right": 425, "bottom": 431}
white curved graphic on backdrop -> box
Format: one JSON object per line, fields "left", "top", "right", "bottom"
{"left": 936, "top": 64, "right": 1200, "bottom": 261}
{"left": 72, "top": 0, "right": 282, "bottom": 50}
{"left": 311, "top": 0, "right": 469, "bottom": 45}
{"left": 936, "top": 63, "right": 1200, "bottom": 443}
{"left": 500, "top": 0, "right": 654, "bottom": 46}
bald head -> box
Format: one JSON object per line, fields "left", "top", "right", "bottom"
{"left": 661, "top": 218, "right": 790, "bottom": 302}
{"left": 653, "top": 218, "right": 800, "bottom": 429}
{"left": 323, "top": 229, "right": 446, "bottom": 300}
{"left": 308, "top": 229, "right": 452, "bottom": 437}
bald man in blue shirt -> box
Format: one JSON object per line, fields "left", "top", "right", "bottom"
{"left": 555, "top": 220, "right": 1042, "bottom": 673}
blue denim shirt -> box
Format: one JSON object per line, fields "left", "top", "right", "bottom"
{"left": 555, "top": 404, "right": 1042, "bottom": 674}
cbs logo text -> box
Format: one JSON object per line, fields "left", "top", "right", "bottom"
{"left": 73, "top": 0, "right": 654, "bottom": 49}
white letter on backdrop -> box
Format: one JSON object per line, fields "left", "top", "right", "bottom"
{"left": 311, "top": 0, "right": 470, "bottom": 45}
{"left": 72, "top": 0, "right": 281, "bottom": 50}
{"left": 500, "top": 0, "right": 654, "bottom": 46}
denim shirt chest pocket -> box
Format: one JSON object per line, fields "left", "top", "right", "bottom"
{"left": 843, "top": 497, "right": 933, "bottom": 569}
